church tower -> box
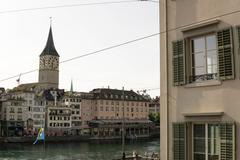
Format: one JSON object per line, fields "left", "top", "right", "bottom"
{"left": 38, "top": 26, "right": 59, "bottom": 89}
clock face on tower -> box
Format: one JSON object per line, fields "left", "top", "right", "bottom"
{"left": 39, "top": 56, "right": 59, "bottom": 70}
{"left": 52, "top": 57, "right": 59, "bottom": 70}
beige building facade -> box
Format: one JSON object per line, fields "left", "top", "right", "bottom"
{"left": 160, "top": 1, "right": 240, "bottom": 160}
{"left": 90, "top": 88, "right": 149, "bottom": 121}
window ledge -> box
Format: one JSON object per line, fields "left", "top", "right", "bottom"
{"left": 184, "top": 80, "right": 222, "bottom": 88}
{"left": 181, "top": 19, "right": 220, "bottom": 32}
{"left": 183, "top": 112, "right": 224, "bottom": 117}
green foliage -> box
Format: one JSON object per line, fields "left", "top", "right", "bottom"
{"left": 149, "top": 112, "right": 160, "bottom": 125}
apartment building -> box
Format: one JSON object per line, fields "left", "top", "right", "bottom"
{"left": 62, "top": 92, "right": 82, "bottom": 135}
{"left": 160, "top": 1, "right": 240, "bottom": 160}
{"left": 87, "top": 88, "right": 151, "bottom": 138}
{"left": 44, "top": 89, "right": 72, "bottom": 135}
{"left": 77, "top": 92, "right": 94, "bottom": 134}
{"left": 1, "top": 97, "right": 27, "bottom": 136}
{"left": 90, "top": 88, "right": 149, "bottom": 120}
{"left": 6, "top": 90, "right": 46, "bottom": 133}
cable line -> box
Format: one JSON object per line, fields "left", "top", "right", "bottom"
{"left": 60, "top": 33, "right": 159, "bottom": 64}
{"left": 0, "top": 32, "right": 159, "bottom": 83}
{"left": 0, "top": 0, "right": 139, "bottom": 15}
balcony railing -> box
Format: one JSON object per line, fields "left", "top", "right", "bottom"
{"left": 189, "top": 73, "right": 218, "bottom": 83}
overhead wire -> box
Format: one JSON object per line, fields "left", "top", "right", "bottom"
{"left": 0, "top": 0, "right": 139, "bottom": 14}
{"left": 0, "top": 33, "right": 160, "bottom": 83}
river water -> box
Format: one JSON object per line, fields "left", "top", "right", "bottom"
{"left": 0, "top": 138, "right": 159, "bottom": 160}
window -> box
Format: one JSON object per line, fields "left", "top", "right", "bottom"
{"left": 18, "top": 108, "right": 22, "bottom": 113}
{"left": 173, "top": 28, "right": 234, "bottom": 86}
{"left": 193, "top": 124, "right": 220, "bottom": 160}
{"left": 17, "top": 115, "right": 22, "bottom": 120}
{"left": 191, "top": 35, "right": 218, "bottom": 82}
{"left": 10, "top": 115, "right": 14, "bottom": 120}
{"left": 10, "top": 107, "right": 14, "bottom": 113}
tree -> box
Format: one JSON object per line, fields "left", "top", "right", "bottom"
{"left": 149, "top": 112, "right": 160, "bottom": 125}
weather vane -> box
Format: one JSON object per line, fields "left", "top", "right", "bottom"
{"left": 50, "top": 17, "right": 52, "bottom": 26}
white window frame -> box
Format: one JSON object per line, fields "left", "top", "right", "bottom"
{"left": 190, "top": 33, "right": 218, "bottom": 82}
{"left": 192, "top": 123, "right": 220, "bottom": 160}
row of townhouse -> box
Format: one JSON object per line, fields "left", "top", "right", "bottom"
{"left": 160, "top": 0, "right": 240, "bottom": 160}
{"left": 0, "top": 87, "right": 150, "bottom": 137}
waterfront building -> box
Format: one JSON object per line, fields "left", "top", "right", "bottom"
{"left": 88, "top": 88, "right": 151, "bottom": 139}
{"left": 90, "top": 88, "right": 149, "bottom": 120}
{"left": 62, "top": 92, "right": 82, "bottom": 135}
{"left": 62, "top": 91, "right": 95, "bottom": 135}
{"left": 4, "top": 90, "right": 46, "bottom": 134}
{"left": 43, "top": 89, "right": 72, "bottom": 135}
{"left": 149, "top": 96, "right": 160, "bottom": 114}
{"left": 0, "top": 88, "right": 6, "bottom": 136}
{"left": 75, "top": 92, "right": 94, "bottom": 135}
{"left": 31, "top": 97, "right": 45, "bottom": 133}
{"left": 160, "top": 0, "right": 240, "bottom": 160}
{"left": 1, "top": 94, "right": 27, "bottom": 136}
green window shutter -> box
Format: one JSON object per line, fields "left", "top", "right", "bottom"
{"left": 220, "top": 123, "right": 235, "bottom": 160}
{"left": 173, "top": 123, "right": 186, "bottom": 160}
{"left": 217, "top": 28, "right": 234, "bottom": 80}
{"left": 172, "top": 40, "right": 185, "bottom": 86}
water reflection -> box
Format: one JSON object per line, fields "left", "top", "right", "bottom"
{"left": 0, "top": 139, "right": 159, "bottom": 160}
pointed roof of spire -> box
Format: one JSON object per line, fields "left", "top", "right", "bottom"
{"left": 40, "top": 26, "right": 59, "bottom": 57}
{"left": 70, "top": 79, "right": 73, "bottom": 93}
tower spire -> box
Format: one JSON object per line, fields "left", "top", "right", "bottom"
{"left": 40, "top": 20, "right": 59, "bottom": 57}
{"left": 70, "top": 79, "right": 73, "bottom": 93}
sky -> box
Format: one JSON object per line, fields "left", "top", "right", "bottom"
{"left": 0, "top": 0, "right": 159, "bottom": 98}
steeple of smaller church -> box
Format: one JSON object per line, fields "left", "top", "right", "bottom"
{"left": 40, "top": 26, "right": 59, "bottom": 57}
{"left": 70, "top": 79, "right": 74, "bottom": 94}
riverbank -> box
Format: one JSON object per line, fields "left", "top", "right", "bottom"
{"left": 0, "top": 133, "right": 159, "bottom": 143}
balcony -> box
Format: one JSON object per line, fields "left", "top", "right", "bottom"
{"left": 189, "top": 73, "right": 218, "bottom": 83}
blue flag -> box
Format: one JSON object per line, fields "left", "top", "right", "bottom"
{"left": 33, "top": 128, "right": 45, "bottom": 144}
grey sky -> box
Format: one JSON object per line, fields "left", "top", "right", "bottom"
{"left": 0, "top": 0, "right": 159, "bottom": 97}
